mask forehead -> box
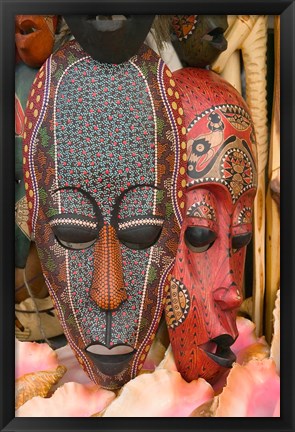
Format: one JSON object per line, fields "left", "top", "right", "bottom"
{"left": 175, "top": 67, "right": 257, "bottom": 202}
{"left": 186, "top": 107, "right": 257, "bottom": 203}
{"left": 55, "top": 59, "right": 157, "bottom": 220}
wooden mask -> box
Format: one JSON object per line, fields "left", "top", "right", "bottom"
{"left": 23, "top": 40, "right": 186, "bottom": 389}
{"left": 165, "top": 68, "right": 258, "bottom": 384}
{"left": 15, "top": 15, "right": 58, "bottom": 68}
{"left": 171, "top": 15, "right": 228, "bottom": 68}
{"left": 63, "top": 15, "right": 155, "bottom": 64}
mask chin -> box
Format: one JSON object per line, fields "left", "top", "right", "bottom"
{"left": 181, "top": 346, "right": 229, "bottom": 384}
{"left": 63, "top": 14, "right": 155, "bottom": 64}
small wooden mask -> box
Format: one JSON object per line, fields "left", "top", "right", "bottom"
{"left": 15, "top": 15, "right": 58, "bottom": 67}
{"left": 171, "top": 15, "right": 228, "bottom": 68}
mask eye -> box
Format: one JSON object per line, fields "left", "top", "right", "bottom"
{"left": 51, "top": 222, "right": 98, "bottom": 250}
{"left": 184, "top": 226, "right": 217, "bottom": 253}
{"left": 232, "top": 232, "right": 252, "bottom": 253}
{"left": 118, "top": 225, "right": 163, "bottom": 250}
{"left": 57, "top": 238, "right": 96, "bottom": 250}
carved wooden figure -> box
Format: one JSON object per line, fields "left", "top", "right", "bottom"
{"left": 23, "top": 40, "right": 186, "bottom": 389}
{"left": 15, "top": 15, "right": 58, "bottom": 68}
{"left": 265, "top": 16, "right": 280, "bottom": 342}
{"left": 165, "top": 68, "right": 258, "bottom": 384}
{"left": 170, "top": 15, "right": 228, "bottom": 68}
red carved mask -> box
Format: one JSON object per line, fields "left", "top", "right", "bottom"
{"left": 165, "top": 68, "right": 258, "bottom": 384}
{"left": 23, "top": 41, "right": 186, "bottom": 389}
{"left": 15, "top": 15, "right": 58, "bottom": 67}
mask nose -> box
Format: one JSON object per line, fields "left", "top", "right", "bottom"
{"left": 213, "top": 285, "right": 243, "bottom": 311}
{"left": 90, "top": 224, "right": 127, "bottom": 310}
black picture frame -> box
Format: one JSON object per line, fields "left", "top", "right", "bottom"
{"left": 0, "top": 0, "right": 294, "bottom": 431}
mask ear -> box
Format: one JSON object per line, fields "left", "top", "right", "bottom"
{"left": 63, "top": 15, "right": 155, "bottom": 64}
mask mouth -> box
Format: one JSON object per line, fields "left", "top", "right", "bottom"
{"left": 85, "top": 343, "right": 136, "bottom": 376}
{"left": 199, "top": 334, "right": 236, "bottom": 368}
{"left": 202, "top": 27, "right": 227, "bottom": 51}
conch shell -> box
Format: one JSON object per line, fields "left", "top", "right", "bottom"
{"left": 97, "top": 369, "right": 214, "bottom": 417}
{"left": 15, "top": 365, "right": 66, "bottom": 409}
{"left": 215, "top": 359, "right": 280, "bottom": 417}
{"left": 16, "top": 382, "right": 116, "bottom": 417}
{"left": 54, "top": 344, "right": 93, "bottom": 387}
{"left": 15, "top": 338, "right": 59, "bottom": 378}
{"left": 232, "top": 317, "right": 270, "bottom": 364}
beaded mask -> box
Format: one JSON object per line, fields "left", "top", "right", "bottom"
{"left": 165, "top": 68, "right": 257, "bottom": 384}
{"left": 23, "top": 40, "right": 186, "bottom": 389}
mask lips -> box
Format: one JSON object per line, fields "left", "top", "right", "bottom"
{"left": 199, "top": 334, "right": 237, "bottom": 368}
{"left": 85, "top": 344, "right": 136, "bottom": 376}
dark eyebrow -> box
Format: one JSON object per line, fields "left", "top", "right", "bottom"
{"left": 53, "top": 185, "right": 102, "bottom": 224}
{"left": 111, "top": 183, "right": 162, "bottom": 228}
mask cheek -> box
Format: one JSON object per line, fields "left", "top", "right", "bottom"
{"left": 168, "top": 309, "right": 228, "bottom": 384}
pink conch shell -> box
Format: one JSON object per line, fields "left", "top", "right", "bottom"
{"left": 15, "top": 339, "right": 59, "bottom": 379}
{"left": 15, "top": 382, "right": 116, "bottom": 417}
{"left": 100, "top": 369, "right": 214, "bottom": 417}
{"left": 215, "top": 359, "right": 280, "bottom": 417}
{"left": 233, "top": 317, "right": 270, "bottom": 365}
{"left": 232, "top": 317, "right": 269, "bottom": 360}
{"left": 270, "top": 289, "right": 280, "bottom": 374}
{"left": 15, "top": 365, "right": 67, "bottom": 410}
{"left": 54, "top": 344, "right": 93, "bottom": 387}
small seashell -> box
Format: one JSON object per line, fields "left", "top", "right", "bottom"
{"left": 15, "top": 365, "right": 67, "bottom": 409}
